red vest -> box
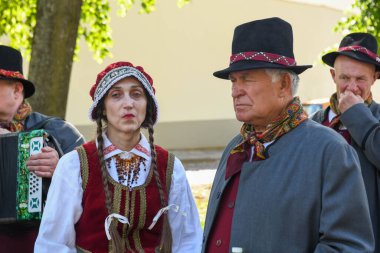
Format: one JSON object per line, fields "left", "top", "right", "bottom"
{"left": 75, "top": 141, "right": 173, "bottom": 253}
{"left": 322, "top": 115, "right": 352, "bottom": 144}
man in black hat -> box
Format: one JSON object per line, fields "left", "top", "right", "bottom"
{"left": 312, "top": 32, "right": 380, "bottom": 253}
{"left": 202, "top": 18, "right": 374, "bottom": 253}
{"left": 0, "top": 45, "right": 85, "bottom": 252}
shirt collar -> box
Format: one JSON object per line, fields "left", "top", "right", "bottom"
{"left": 99, "top": 132, "right": 151, "bottom": 160}
{"left": 328, "top": 107, "right": 337, "bottom": 122}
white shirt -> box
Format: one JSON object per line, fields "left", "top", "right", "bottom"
{"left": 35, "top": 133, "right": 202, "bottom": 253}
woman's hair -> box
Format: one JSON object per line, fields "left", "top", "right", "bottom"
{"left": 94, "top": 85, "right": 172, "bottom": 253}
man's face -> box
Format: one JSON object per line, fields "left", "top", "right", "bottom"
{"left": 331, "top": 55, "right": 379, "bottom": 100}
{"left": 229, "top": 69, "right": 288, "bottom": 129}
{"left": 0, "top": 80, "right": 23, "bottom": 122}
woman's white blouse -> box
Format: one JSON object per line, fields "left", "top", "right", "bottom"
{"left": 35, "top": 134, "right": 203, "bottom": 253}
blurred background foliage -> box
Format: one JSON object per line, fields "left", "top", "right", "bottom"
{"left": 0, "top": 0, "right": 191, "bottom": 62}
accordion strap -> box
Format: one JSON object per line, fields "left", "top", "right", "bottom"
{"left": 25, "top": 116, "right": 64, "bottom": 157}
{"left": 25, "top": 116, "right": 58, "bottom": 131}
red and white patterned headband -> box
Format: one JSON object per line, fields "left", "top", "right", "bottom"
{"left": 230, "top": 51, "right": 297, "bottom": 66}
{"left": 339, "top": 45, "right": 380, "bottom": 63}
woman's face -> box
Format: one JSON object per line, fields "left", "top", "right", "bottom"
{"left": 104, "top": 77, "right": 147, "bottom": 137}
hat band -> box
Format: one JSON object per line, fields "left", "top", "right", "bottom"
{"left": 339, "top": 45, "right": 380, "bottom": 63}
{"left": 0, "top": 69, "right": 24, "bottom": 79}
{"left": 230, "top": 51, "right": 297, "bottom": 66}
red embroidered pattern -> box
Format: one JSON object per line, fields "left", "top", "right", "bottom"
{"left": 339, "top": 46, "right": 380, "bottom": 63}
{"left": 103, "top": 144, "right": 118, "bottom": 156}
{"left": 230, "top": 51, "right": 296, "bottom": 66}
{"left": 135, "top": 144, "right": 150, "bottom": 157}
{"left": 0, "top": 69, "right": 24, "bottom": 79}
{"left": 103, "top": 143, "right": 150, "bottom": 157}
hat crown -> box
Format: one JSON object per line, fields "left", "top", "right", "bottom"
{"left": 321, "top": 32, "right": 380, "bottom": 73}
{"left": 340, "top": 33, "right": 378, "bottom": 54}
{"left": 0, "top": 45, "right": 24, "bottom": 74}
{"left": 232, "top": 17, "right": 294, "bottom": 59}
{"left": 213, "top": 17, "right": 312, "bottom": 79}
{"left": 0, "top": 45, "right": 35, "bottom": 98}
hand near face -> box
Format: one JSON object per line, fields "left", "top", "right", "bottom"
{"left": 338, "top": 90, "right": 364, "bottom": 113}
{"left": 0, "top": 128, "right": 11, "bottom": 135}
{"left": 26, "top": 146, "right": 59, "bottom": 178}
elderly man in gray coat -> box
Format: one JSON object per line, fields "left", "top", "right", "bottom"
{"left": 202, "top": 17, "right": 374, "bottom": 253}
{"left": 312, "top": 32, "right": 380, "bottom": 253}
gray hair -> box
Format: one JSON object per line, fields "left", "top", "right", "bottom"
{"left": 265, "top": 69, "right": 300, "bottom": 96}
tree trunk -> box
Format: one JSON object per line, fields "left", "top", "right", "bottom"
{"left": 28, "top": 0, "right": 83, "bottom": 119}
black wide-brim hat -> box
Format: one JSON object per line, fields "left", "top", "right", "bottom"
{"left": 0, "top": 45, "right": 35, "bottom": 98}
{"left": 322, "top": 32, "right": 380, "bottom": 78}
{"left": 214, "top": 17, "right": 312, "bottom": 79}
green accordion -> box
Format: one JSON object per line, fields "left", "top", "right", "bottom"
{"left": 0, "top": 130, "right": 48, "bottom": 223}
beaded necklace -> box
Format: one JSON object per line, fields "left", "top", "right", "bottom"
{"left": 107, "top": 153, "right": 147, "bottom": 188}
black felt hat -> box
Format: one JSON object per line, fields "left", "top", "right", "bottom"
{"left": 0, "top": 45, "right": 35, "bottom": 98}
{"left": 213, "top": 17, "right": 312, "bottom": 79}
{"left": 322, "top": 33, "right": 380, "bottom": 77}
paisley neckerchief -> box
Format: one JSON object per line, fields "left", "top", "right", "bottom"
{"left": 226, "top": 97, "right": 308, "bottom": 179}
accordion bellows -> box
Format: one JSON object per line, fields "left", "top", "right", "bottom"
{"left": 0, "top": 130, "right": 47, "bottom": 224}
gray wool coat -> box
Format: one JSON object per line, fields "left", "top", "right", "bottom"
{"left": 312, "top": 102, "right": 380, "bottom": 253}
{"left": 202, "top": 119, "right": 374, "bottom": 253}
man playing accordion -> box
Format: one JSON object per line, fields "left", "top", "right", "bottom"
{"left": 0, "top": 45, "right": 85, "bottom": 253}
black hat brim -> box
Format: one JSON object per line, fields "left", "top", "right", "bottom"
{"left": 213, "top": 61, "right": 312, "bottom": 79}
{"left": 322, "top": 51, "right": 380, "bottom": 78}
{"left": 20, "top": 79, "right": 35, "bottom": 98}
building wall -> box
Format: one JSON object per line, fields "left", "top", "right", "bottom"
{"left": 66, "top": 0, "right": 380, "bottom": 149}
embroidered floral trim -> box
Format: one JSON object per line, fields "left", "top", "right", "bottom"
{"left": 94, "top": 67, "right": 153, "bottom": 98}
{"left": 339, "top": 45, "right": 380, "bottom": 62}
{"left": 0, "top": 69, "right": 24, "bottom": 79}
{"left": 103, "top": 144, "right": 118, "bottom": 156}
{"left": 103, "top": 143, "right": 150, "bottom": 158}
{"left": 230, "top": 51, "right": 296, "bottom": 66}
{"left": 135, "top": 144, "right": 150, "bottom": 157}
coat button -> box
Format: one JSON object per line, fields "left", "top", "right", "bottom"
{"left": 216, "top": 239, "right": 222, "bottom": 247}
{"left": 228, "top": 201, "right": 235, "bottom": 208}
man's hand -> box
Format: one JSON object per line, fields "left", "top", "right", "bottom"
{"left": 26, "top": 146, "right": 59, "bottom": 178}
{"left": 338, "top": 91, "right": 364, "bottom": 113}
{"left": 0, "top": 128, "right": 11, "bottom": 135}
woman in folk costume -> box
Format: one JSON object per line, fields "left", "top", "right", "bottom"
{"left": 35, "top": 61, "right": 202, "bottom": 253}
